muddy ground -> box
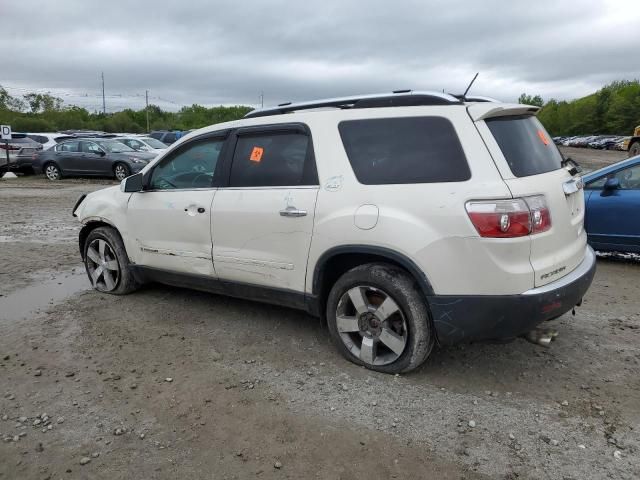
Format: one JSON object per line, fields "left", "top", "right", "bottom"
{"left": 0, "top": 147, "right": 638, "bottom": 480}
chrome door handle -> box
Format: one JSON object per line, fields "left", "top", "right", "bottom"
{"left": 279, "top": 206, "right": 307, "bottom": 217}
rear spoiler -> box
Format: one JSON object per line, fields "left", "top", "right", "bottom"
{"left": 467, "top": 103, "right": 541, "bottom": 122}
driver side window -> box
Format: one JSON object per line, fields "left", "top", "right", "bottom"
{"left": 149, "top": 137, "right": 225, "bottom": 190}
{"left": 587, "top": 164, "right": 640, "bottom": 190}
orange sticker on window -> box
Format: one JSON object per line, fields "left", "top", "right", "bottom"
{"left": 249, "top": 146, "right": 264, "bottom": 162}
{"left": 537, "top": 130, "right": 549, "bottom": 146}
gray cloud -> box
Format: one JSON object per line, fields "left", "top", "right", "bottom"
{"left": 2, "top": 0, "right": 638, "bottom": 111}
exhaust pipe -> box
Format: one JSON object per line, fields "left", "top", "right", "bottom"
{"left": 524, "top": 328, "right": 558, "bottom": 347}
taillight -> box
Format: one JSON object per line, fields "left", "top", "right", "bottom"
{"left": 524, "top": 195, "right": 551, "bottom": 234}
{"left": 465, "top": 195, "right": 551, "bottom": 238}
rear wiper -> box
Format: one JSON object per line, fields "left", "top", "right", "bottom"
{"left": 561, "top": 157, "right": 582, "bottom": 176}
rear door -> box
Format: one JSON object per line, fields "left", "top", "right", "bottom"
{"left": 585, "top": 163, "right": 640, "bottom": 249}
{"left": 79, "top": 141, "right": 111, "bottom": 175}
{"left": 53, "top": 140, "right": 82, "bottom": 173}
{"left": 471, "top": 106, "right": 587, "bottom": 287}
{"left": 211, "top": 124, "right": 319, "bottom": 292}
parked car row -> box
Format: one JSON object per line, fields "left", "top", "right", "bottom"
{"left": 553, "top": 135, "right": 630, "bottom": 151}
{"left": 2, "top": 130, "right": 187, "bottom": 177}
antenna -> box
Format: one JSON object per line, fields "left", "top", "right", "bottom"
{"left": 462, "top": 72, "right": 479, "bottom": 100}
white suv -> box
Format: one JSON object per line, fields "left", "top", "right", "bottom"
{"left": 73, "top": 91, "right": 596, "bottom": 374}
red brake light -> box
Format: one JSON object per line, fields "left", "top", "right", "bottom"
{"left": 524, "top": 195, "right": 552, "bottom": 234}
{"left": 466, "top": 195, "right": 551, "bottom": 238}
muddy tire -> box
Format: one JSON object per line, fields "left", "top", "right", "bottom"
{"left": 83, "top": 226, "right": 139, "bottom": 295}
{"left": 629, "top": 142, "right": 640, "bottom": 158}
{"left": 326, "top": 263, "right": 434, "bottom": 374}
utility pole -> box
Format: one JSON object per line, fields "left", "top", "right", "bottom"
{"left": 101, "top": 72, "right": 106, "bottom": 114}
{"left": 260, "top": 91, "right": 264, "bottom": 108}
{"left": 145, "top": 90, "right": 150, "bottom": 133}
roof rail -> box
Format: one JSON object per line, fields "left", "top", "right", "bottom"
{"left": 449, "top": 94, "right": 500, "bottom": 103}
{"left": 244, "top": 90, "right": 462, "bottom": 118}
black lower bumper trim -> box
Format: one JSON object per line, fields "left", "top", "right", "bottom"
{"left": 429, "top": 249, "right": 597, "bottom": 345}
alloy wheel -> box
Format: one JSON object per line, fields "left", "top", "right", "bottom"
{"left": 335, "top": 285, "right": 408, "bottom": 366}
{"left": 45, "top": 164, "right": 60, "bottom": 180}
{"left": 85, "top": 238, "right": 120, "bottom": 292}
{"left": 114, "top": 164, "right": 129, "bottom": 180}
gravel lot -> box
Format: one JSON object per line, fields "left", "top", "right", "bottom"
{"left": 1, "top": 147, "right": 638, "bottom": 479}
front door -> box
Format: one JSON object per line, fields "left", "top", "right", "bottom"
{"left": 212, "top": 125, "right": 319, "bottom": 292}
{"left": 586, "top": 163, "right": 640, "bottom": 249}
{"left": 127, "top": 134, "right": 227, "bottom": 276}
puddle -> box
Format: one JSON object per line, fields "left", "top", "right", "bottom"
{"left": 0, "top": 269, "right": 90, "bottom": 323}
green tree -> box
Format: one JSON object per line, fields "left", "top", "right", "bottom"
{"left": 517, "top": 93, "right": 544, "bottom": 107}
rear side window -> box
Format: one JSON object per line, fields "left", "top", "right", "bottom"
{"left": 338, "top": 117, "right": 470, "bottom": 185}
{"left": 486, "top": 115, "right": 562, "bottom": 177}
{"left": 229, "top": 132, "right": 316, "bottom": 187}
{"left": 27, "top": 135, "right": 48, "bottom": 144}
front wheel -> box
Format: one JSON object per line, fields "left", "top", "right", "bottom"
{"left": 326, "top": 263, "right": 434, "bottom": 374}
{"left": 83, "top": 227, "right": 139, "bottom": 295}
{"left": 629, "top": 142, "right": 640, "bottom": 158}
{"left": 114, "top": 163, "right": 131, "bottom": 181}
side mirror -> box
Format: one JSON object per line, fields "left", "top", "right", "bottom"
{"left": 603, "top": 177, "right": 620, "bottom": 191}
{"left": 121, "top": 172, "right": 144, "bottom": 192}
{"left": 98, "top": 150, "right": 106, "bottom": 156}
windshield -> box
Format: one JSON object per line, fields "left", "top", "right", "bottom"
{"left": 140, "top": 137, "right": 168, "bottom": 149}
{"left": 96, "top": 140, "right": 135, "bottom": 153}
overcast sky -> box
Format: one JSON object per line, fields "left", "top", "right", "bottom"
{"left": 2, "top": 0, "right": 639, "bottom": 112}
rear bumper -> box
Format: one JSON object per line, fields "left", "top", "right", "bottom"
{"left": 429, "top": 246, "right": 597, "bottom": 345}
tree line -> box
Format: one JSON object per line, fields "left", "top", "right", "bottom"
{"left": 1, "top": 80, "right": 640, "bottom": 136}
{"left": 0, "top": 86, "right": 252, "bottom": 133}
{"left": 527, "top": 80, "right": 640, "bottom": 136}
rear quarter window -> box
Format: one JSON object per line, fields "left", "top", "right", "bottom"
{"left": 485, "top": 115, "right": 562, "bottom": 177}
{"left": 338, "top": 117, "right": 470, "bottom": 185}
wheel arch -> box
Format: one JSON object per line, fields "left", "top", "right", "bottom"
{"left": 42, "top": 160, "right": 62, "bottom": 174}
{"left": 79, "top": 219, "right": 123, "bottom": 259}
{"left": 310, "top": 245, "right": 435, "bottom": 318}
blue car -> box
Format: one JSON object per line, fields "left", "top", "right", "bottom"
{"left": 582, "top": 156, "right": 640, "bottom": 253}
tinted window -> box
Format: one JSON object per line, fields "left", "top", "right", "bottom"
{"left": 163, "top": 133, "right": 177, "bottom": 144}
{"left": 56, "top": 141, "right": 80, "bottom": 152}
{"left": 27, "top": 135, "right": 48, "bottom": 144}
{"left": 149, "top": 132, "right": 163, "bottom": 140}
{"left": 338, "top": 117, "right": 470, "bottom": 185}
{"left": 149, "top": 138, "right": 224, "bottom": 190}
{"left": 229, "top": 133, "right": 315, "bottom": 187}
{"left": 486, "top": 115, "right": 562, "bottom": 177}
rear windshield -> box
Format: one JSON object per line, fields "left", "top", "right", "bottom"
{"left": 338, "top": 117, "right": 470, "bottom": 185}
{"left": 486, "top": 115, "right": 562, "bottom": 177}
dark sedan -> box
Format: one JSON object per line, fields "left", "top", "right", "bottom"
{"left": 33, "top": 138, "right": 157, "bottom": 181}
{"left": 583, "top": 155, "right": 640, "bottom": 253}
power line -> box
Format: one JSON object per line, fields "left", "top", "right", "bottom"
{"left": 0, "top": 84, "right": 180, "bottom": 105}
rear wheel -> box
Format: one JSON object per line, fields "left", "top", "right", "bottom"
{"left": 629, "top": 142, "right": 640, "bottom": 158}
{"left": 326, "top": 263, "right": 434, "bottom": 374}
{"left": 83, "top": 227, "right": 139, "bottom": 295}
{"left": 114, "top": 163, "right": 130, "bottom": 181}
{"left": 44, "top": 163, "right": 61, "bottom": 181}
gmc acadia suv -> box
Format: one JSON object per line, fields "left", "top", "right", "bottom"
{"left": 72, "top": 91, "right": 596, "bottom": 374}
